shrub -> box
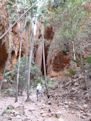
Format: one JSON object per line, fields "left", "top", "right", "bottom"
{"left": 4, "top": 56, "right": 41, "bottom": 95}
{"left": 64, "top": 68, "right": 76, "bottom": 77}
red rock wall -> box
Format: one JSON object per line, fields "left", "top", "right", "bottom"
{"left": 0, "top": 1, "right": 8, "bottom": 72}
{"left": 47, "top": 50, "right": 70, "bottom": 76}
{"left": 0, "top": 43, "right": 8, "bottom": 72}
{"left": 44, "top": 25, "right": 54, "bottom": 40}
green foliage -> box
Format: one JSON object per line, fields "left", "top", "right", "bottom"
{"left": 7, "top": 0, "right": 32, "bottom": 23}
{"left": 60, "top": 0, "right": 86, "bottom": 40}
{"left": 47, "top": 0, "right": 87, "bottom": 41}
{"left": 64, "top": 68, "right": 76, "bottom": 77}
{"left": 35, "top": 77, "right": 57, "bottom": 89}
{"left": 46, "top": 78, "right": 56, "bottom": 88}
{"left": 4, "top": 57, "right": 41, "bottom": 95}
{"left": 85, "top": 56, "right": 91, "bottom": 64}
{"left": 4, "top": 70, "right": 14, "bottom": 83}
{"left": 14, "top": 56, "right": 41, "bottom": 85}
{"left": 2, "top": 88, "right": 16, "bottom": 97}
{"left": 7, "top": 0, "right": 16, "bottom": 22}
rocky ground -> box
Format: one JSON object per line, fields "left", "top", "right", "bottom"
{"left": 0, "top": 76, "right": 91, "bottom": 121}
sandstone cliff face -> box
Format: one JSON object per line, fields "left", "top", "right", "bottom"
{"left": 47, "top": 49, "right": 70, "bottom": 76}
{"left": 1, "top": 1, "right": 91, "bottom": 75}
{"left": 0, "top": 43, "right": 8, "bottom": 72}
{"left": 0, "top": 0, "right": 8, "bottom": 72}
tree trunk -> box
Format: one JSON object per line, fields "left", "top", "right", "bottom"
{"left": 26, "top": 32, "right": 34, "bottom": 102}
{"left": 15, "top": 32, "right": 22, "bottom": 102}
{"left": 72, "top": 41, "right": 76, "bottom": 61}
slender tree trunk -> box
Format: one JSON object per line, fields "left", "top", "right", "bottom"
{"left": 42, "top": 39, "right": 49, "bottom": 96}
{"left": 80, "top": 51, "right": 84, "bottom": 73}
{"left": 80, "top": 45, "right": 86, "bottom": 86}
{"left": 72, "top": 41, "right": 76, "bottom": 61}
{"left": 84, "top": 69, "right": 90, "bottom": 100}
{"left": 15, "top": 32, "right": 22, "bottom": 102}
{"left": 0, "top": 80, "right": 3, "bottom": 96}
{"left": 26, "top": 32, "right": 34, "bottom": 101}
{"left": 41, "top": 21, "right": 49, "bottom": 97}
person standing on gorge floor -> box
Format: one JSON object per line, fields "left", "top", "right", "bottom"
{"left": 36, "top": 83, "right": 43, "bottom": 101}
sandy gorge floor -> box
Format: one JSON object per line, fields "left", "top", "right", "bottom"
{"left": 0, "top": 94, "right": 82, "bottom": 121}
{"left": 0, "top": 77, "right": 91, "bottom": 121}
